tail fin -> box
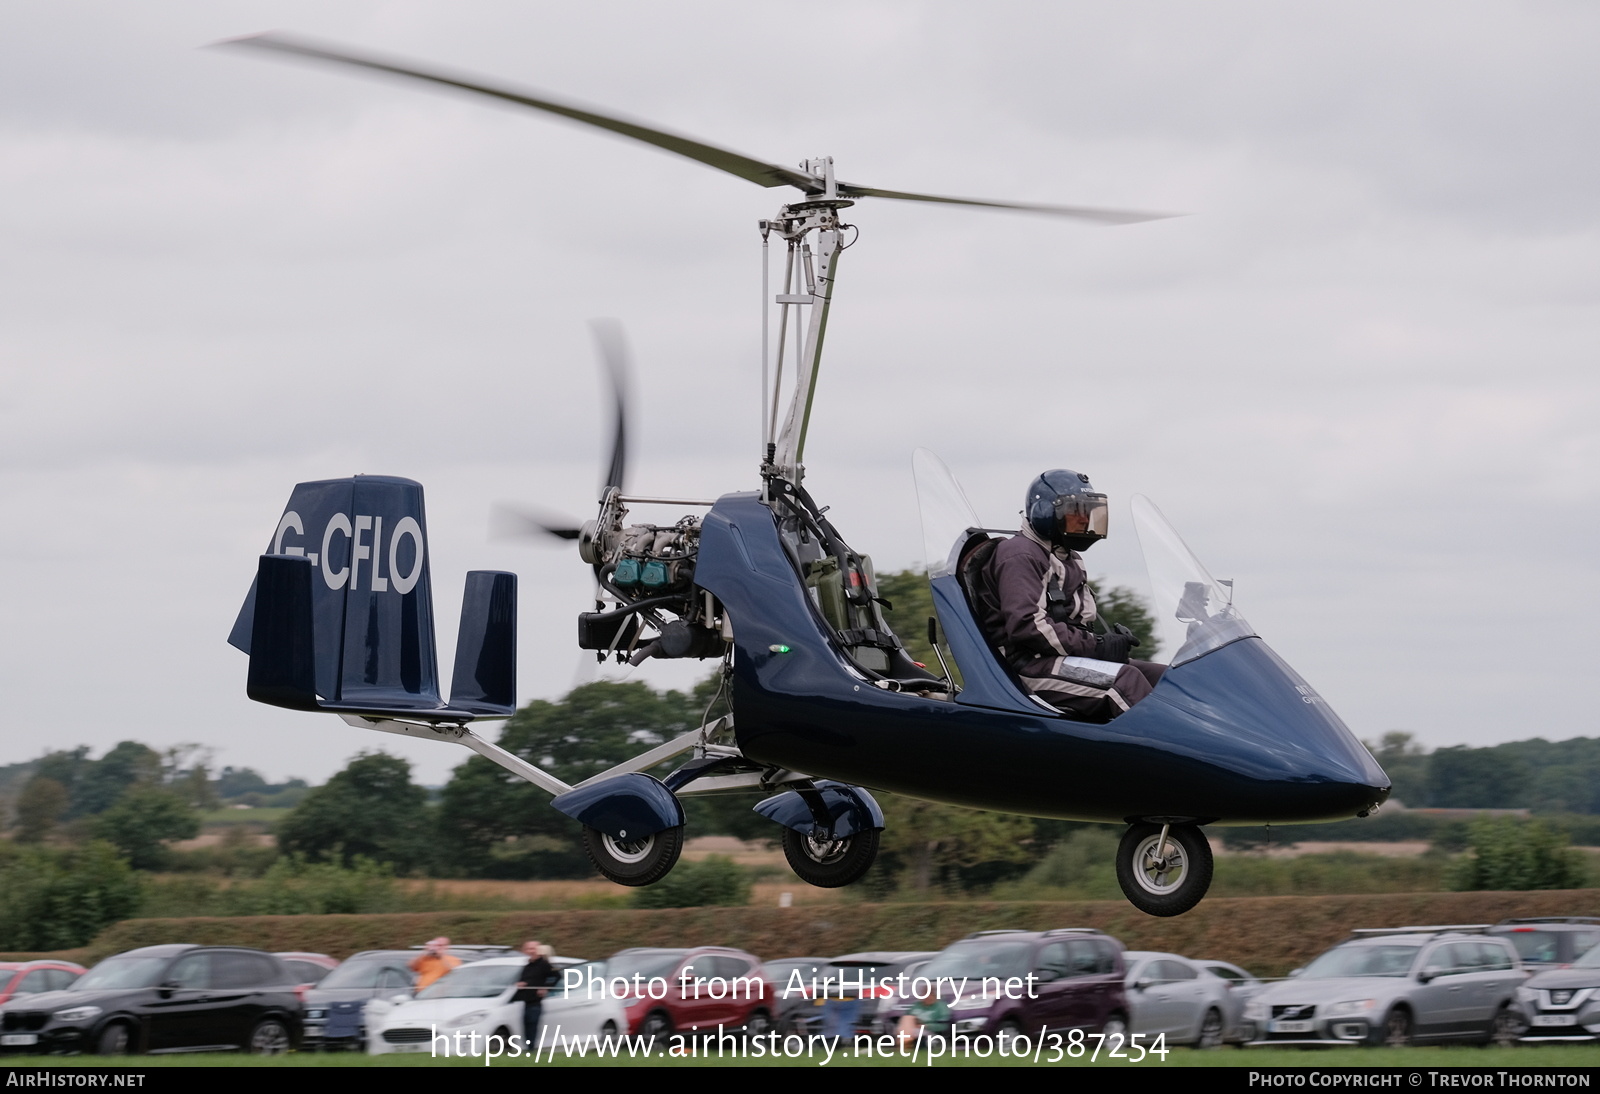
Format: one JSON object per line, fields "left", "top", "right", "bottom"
{"left": 229, "top": 475, "right": 516, "bottom": 722}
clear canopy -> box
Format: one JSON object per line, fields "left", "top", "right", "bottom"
{"left": 912, "top": 452, "right": 1256, "bottom": 668}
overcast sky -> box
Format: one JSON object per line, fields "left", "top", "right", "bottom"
{"left": 1, "top": 2, "right": 1595, "bottom": 787}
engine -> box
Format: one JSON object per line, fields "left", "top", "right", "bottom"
{"left": 575, "top": 508, "right": 727, "bottom": 664}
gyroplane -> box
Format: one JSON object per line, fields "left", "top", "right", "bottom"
{"left": 224, "top": 34, "right": 1390, "bottom": 916}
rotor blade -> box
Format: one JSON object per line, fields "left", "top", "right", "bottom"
{"left": 490, "top": 503, "right": 582, "bottom": 542}
{"left": 213, "top": 32, "right": 816, "bottom": 191}
{"left": 835, "top": 183, "right": 1178, "bottom": 225}
{"left": 590, "top": 318, "right": 631, "bottom": 498}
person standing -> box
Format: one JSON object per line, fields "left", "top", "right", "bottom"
{"left": 515, "top": 939, "right": 556, "bottom": 1043}
{"left": 408, "top": 936, "right": 461, "bottom": 993}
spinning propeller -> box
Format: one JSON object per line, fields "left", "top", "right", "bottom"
{"left": 215, "top": 31, "right": 1176, "bottom": 225}
{"left": 491, "top": 319, "right": 632, "bottom": 546}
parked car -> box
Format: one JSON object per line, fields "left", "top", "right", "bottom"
{"left": 886, "top": 929, "right": 1129, "bottom": 1040}
{"left": 1488, "top": 919, "right": 1600, "bottom": 973}
{"left": 0, "top": 945, "right": 303, "bottom": 1056}
{"left": 0, "top": 962, "right": 85, "bottom": 1008}
{"left": 1514, "top": 940, "right": 1600, "bottom": 1042}
{"left": 302, "top": 950, "right": 422, "bottom": 1051}
{"left": 1196, "top": 959, "right": 1266, "bottom": 1044}
{"left": 1121, "top": 951, "right": 1235, "bottom": 1048}
{"left": 760, "top": 956, "right": 832, "bottom": 1035}
{"left": 276, "top": 952, "right": 338, "bottom": 987}
{"left": 1242, "top": 928, "right": 1526, "bottom": 1048}
{"left": 604, "top": 947, "right": 775, "bottom": 1039}
{"left": 367, "top": 956, "right": 527, "bottom": 1056}
{"left": 366, "top": 954, "right": 594, "bottom": 1055}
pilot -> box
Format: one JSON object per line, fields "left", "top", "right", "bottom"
{"left": 980, "top": 469, "right": 1164, "bottom": 721}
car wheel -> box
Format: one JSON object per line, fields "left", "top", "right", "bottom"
{"left": 641, "top": 1011, "right": 674, "bottom": 1040}
{"left": 582, "top": 824, "right": 683, "bottom": 886}
{"left": 248, "top": 1018, "right": 292, "bottom": 1056}
{"left": 745, "top": 1009, "right": 773, "bottom": 1038}
{"left": 781, "top": 826, "right": 880, "bottom": 888}
{"left": 1197, "top": 1007, "right": 1224, "bottom": 1049}
{"left": 1101, "top": 1014, "right": 1129, "bottom": 1042}
{"left": 1115, "top": 823, "right": 1214, "bottom": 917}
{"left": 601, "top": 1021, "right": 619, "bottom": 1038}
{"left": 1382, "top": 1007, "right": 1413, "bottom": 1048}
{"left": 95, "top": 1023, "right": 132, "bottom": 1056}
{"left": 1488, "top": 1005, "right": 1523, "bottom": 1048}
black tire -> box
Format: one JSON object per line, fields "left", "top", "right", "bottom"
{"left": 781, "top": 826, "right": 880, "bottom": 888}
{"left": 641, "top": 1010, "right": 674, "bottom": 1040}
{"left": 248, "top": 1017, "right": 292, "bottom": 1056}
{"left": 1101, "top": 1014, "right": 1129, "bottom": 1042}
{"left": 1487, "top": 1005, "right": 1522, "bottom": 1048}
{"left": 600, "top": 1021, "right": 619, "bottom": 1038}
{"left": 582, "top": 824, "right": 683, "bottom": 886}
{"left": 1381, "top": 1007, "right": 1413, "bottom": 1048}
{"left": 1196, "top": 1007, "right": 1224, "bottom": 1049}
{"left": 1115, "top": 823, "right": 1213, "bottom": 917}
{"left": 744, "top": 1009, "right": 773, "bottom": 1039}
{"left": 95, "top": 1022, "right": 132, "bottom": 1056}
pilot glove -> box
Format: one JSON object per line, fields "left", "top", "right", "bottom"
{"left": 1094, "top": 632, "right": 1133, "bottom": 663}
{"left": 1110, "top": 622, "right": 1141, "bottom": 647}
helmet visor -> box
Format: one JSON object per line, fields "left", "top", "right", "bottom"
{"left": 1057, "top": 493, "right": 1108, "bottom": 541}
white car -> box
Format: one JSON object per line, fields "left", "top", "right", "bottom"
{"left": 367, "top": 958, "right": 625, "bottom": 1056}
{"left": 1121, "top": 951, "right": 1236, "bottom": 1049}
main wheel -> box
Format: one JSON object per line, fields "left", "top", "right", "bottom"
{"left": 781, "top": 826, "right": 880, "bottom": 888}
{"left": 582, "top": 824, "right": 683, "bottom": 886}
{"left": 1115, "top": 823, "right": 1213, "bottom": 917}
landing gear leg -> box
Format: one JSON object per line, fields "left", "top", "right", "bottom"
{"left": 1115, "top": 822, "right": 1213, "bottom": 916}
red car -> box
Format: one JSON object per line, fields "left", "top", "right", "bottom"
{"left": 0, "top": 962, "right": 85, "bottom": 1007}
{"left": 602, "top": 947, "right": 776, "bottom": 1040}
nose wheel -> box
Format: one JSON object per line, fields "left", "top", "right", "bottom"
{"left": 1116, "top": 822, "right": 1212, "bottom": 916}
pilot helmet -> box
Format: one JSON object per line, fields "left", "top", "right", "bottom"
{"left": 1025, "top": 469, "right": 1109, "bottom": 552}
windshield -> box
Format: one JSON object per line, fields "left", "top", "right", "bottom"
{"left": 1301, "top": 944, "right": 1420, "bottom": 979}
{"left": 320, "top": 958, "right": 412, "bottom": 990}
{"left": 917, "top": 941, "right": 1033, "bottom": 984}
{"left": 75, "top": 957, "right": 171, "bottom": 991}
{"left": 913, "top": 449, "right": 984, "bottom": 578}
{"left": 604, "top": 951, "right": 687, "bottom": 984}
{"left": 416, "top": 964, "right": 521, "bottom": 1000}
{"left": 0, "top": 972, "right": 13, "bottom": 994}
{"left": 1131, "top": 495, "right": 1257, "bottom": 667}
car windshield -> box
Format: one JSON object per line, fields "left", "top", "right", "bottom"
{"left": 604, "top": 951, "right": 687, "bottom": 983}
{"left": 1301, "top": 944, "right": 1420, "bottom": 979}
{"left": 319, "top": 959, "right": 411, "bottom": 990}
{"left": 0, "top": 972, "right": 13, "bottom": 993}
{"left": 416, "top": 964, "right": 521, "bottom": 1000}
{"left": 1570, "top": 943, "right": 1600, "bottom": 970}
{"left": 917, "top": 942, "right": 1033, "bottom": 984}
{"left": 74, "top": 957, "right": 171, "bottom": 991}
{"left": 1503, "top": 932, "right": 1562, "bottom": 965}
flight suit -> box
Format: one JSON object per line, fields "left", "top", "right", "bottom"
{"left": 983, "top": 525, "right": 1161, "bottom": 721}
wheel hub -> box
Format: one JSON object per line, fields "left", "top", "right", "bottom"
{"left": 602, "top": 832, "right": 656, "bottom": 864}
{"left": 1133, "top": 834, "right": 1188, "bottom": 895}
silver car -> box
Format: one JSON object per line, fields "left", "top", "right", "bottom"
{"left": 1515, "top": 941, "right": 1600, "bottom": 1042}
{"left": 1122, "top": 951, "right": 1235, "bottom": 1049}
{"left": 1242, "top": 929, "right": 1526, "bottom": 1048}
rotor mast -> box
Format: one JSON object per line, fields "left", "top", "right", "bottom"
{"left": 764, "top": 158, "right": 850, "bottom": 489}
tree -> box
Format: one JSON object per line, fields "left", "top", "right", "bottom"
{"left": 1429, "top": 745, "right": 1532, "bottom": 809}
{"left": 91, "top": 786, "right": 201, "bottom": 870}
{"left": 1447, "top": 817, "right": 1589, "bottom": 891}
{"left": 0, "top": 841, "right": 142, "bottom": 950}
{"left": 876, "top": 793, "right": 1036, "bottom": 893}
{"left": 276, "top": 752, "right": 436, "bottom": 873}
{"left": 13, "top": 776, "right": 68, "bottom": 843}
